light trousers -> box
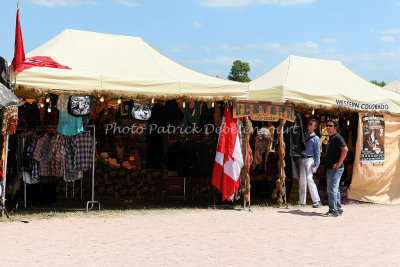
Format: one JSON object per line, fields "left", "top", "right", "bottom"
{"left": 299, "top": 157, "right": 320, "bottom": 204}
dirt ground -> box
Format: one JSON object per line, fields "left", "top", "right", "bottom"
{"left": 1, "top": 204, "right": 400, "bottom": 266}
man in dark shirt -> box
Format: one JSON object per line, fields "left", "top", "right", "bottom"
{"left": 324, "top": 120, "right": 348, "bottom": 217}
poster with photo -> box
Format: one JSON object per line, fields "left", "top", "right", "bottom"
{"left": 361, "top": 114, "right": 385, "bottom": 164}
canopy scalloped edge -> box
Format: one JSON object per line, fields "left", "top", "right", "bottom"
{"left": 15, "top": 84, "right": 239, "bottom": 102}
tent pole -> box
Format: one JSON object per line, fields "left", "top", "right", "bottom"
{"left": 1, "top": 135, "right": 10, "bottom": 218}
{"left": 86, "top": 125, "right": 100, "bottom": 213}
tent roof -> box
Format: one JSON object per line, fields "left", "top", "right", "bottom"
{"left": 15, "top": 29, "right": 248, "bottom": 100}
{"left": 249, "top": 55, "right": 400, "bottom": 114}
{"left": 384, "top": 80, "right": 400, "bottom": 94}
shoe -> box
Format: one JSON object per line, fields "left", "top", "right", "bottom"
{"left": 323, "top": 211, "right": 338, "bottom": 217}
{"left": 338, "top": 210, "right": 343, "bottom": 216}
{"left": 297, "top": 202, "right": 306, "bottom": 206}
{"left": 312, "top": 201, "right": 322, "bottom": 208}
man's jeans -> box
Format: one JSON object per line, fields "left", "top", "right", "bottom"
{"left": 326, "top": 168, "right": 344, "bottom": 214}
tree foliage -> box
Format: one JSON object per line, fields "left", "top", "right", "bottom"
{"left": 228, "top": 60, "right": 251, "bottom": 83}
{"left": 370, "top": 80, "right": 386, "bottom": 87}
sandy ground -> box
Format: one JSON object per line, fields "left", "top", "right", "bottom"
{"left": 1, "top": 204, "right": 400, "bottom": 267}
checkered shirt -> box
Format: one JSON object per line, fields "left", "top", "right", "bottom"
{"left": 33, "top": 134, "right": 49, "bottom": 162}
{"left": 26, "top": 138, "right": 39, "bottom": 181}
{"left": 73, "top": 132, "right": 93, "bottom": 171}
{"left": 38, "top": 159, "right": 52, "bottom": 177}
{"left": 66, "top": 136, "right": 75, "bottom": 171}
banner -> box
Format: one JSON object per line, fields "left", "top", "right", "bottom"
{"left": 233, "top": 100, "right": 294, "bottom": 122}
{"left": 361, "top": 114, "right": 385, "bottom": 164}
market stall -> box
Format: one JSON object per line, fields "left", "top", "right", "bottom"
{"left": 8, "top": 29, "right": 248, "bottom": 210}
{"left": 248, "top": 55, "right": 400, "bottom": 204}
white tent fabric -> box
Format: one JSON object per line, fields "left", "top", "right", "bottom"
{"left": 384, "top": 80, "right": 400, "bottom": 94}
{"left": 249, "top": 55, "right": 400, "bottom": 114}
{"left": 15, "top": 29, "right": 248, "bottom": 100}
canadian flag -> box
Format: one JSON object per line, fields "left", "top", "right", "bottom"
{"left": 212, "top": 105, "right": 244, "bottom": 201}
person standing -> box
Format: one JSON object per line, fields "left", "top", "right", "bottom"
{"left": 324, "top": 120, "right": 348, "bottom": 217}
{"left": 299, "top": 119, "right": 321, "bottom": 208}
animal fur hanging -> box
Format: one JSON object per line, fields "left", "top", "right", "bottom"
{"left": 271, "top": 119, "right": 287, "bottom": 205}
{"left": 251, "top": 127, "right": 271, "bottom": 170}
{"left": 241, "top": 117, "right": 253, "bottom": 204}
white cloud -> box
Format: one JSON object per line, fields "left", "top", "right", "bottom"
{"left": 168, "top": 45, "right": 186, "bottom": 53}
{"left": 247, "top": 58, "right": 264, "bottom": 66}
{"left": 320, "top": 38, "right": 339, "bottom": 44}
{"left": 184, "top": 56, "right": 262, "bottom": 67}
{"left": 395, "top": 2, "right": 400, "bottom": 6}
{"left": 323, "top": 47, "right": 400, "bottom": 62}
{"left": 248, "top": 41, "right": 320, "bottom": 54}
{"left": 381, "top": 36, "right": 395, "bottom": 43}
{"left": 371, "top": 28, "right": 400, "bottom": 35}
{"left": 358, "top": 63, "right": 396, "bottom": 71}
{"left": 324, "top": 47, "right": 336, "bottom": 54}
{"left": 193, "top": 21, "right": 203, "bottom": 29}
{"left": 184, "top": 56, "right": 236, "bottom": 66}
{"left": 29, "top": 0, "right": 98, "bottom": 7}
{"left": 200, "top": 0, "right": 315, "bottom": 7}
{"left": 202, "top": 43, "right": 240, "bottom": 52}
{"left": 115, "top": 0, "right": 139, "bottom": 7}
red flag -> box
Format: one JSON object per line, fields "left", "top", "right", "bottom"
{"left": 11, "top": 7, "right": 25, "bottom": 72}
{"left": 212, "top": 106, "right": 244, "bottom": 201}
{"left": 17, "top": 56, "right": 71, "bottom": 73}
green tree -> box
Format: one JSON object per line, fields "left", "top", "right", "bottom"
{"left": 228, "top": 60, "right": 251, "bottom": 82}
{"left": 370, "top": 80, "right": 386, "bottom": 87}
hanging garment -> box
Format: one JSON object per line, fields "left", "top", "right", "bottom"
{"left": 57, "top": 111, "right": 83, "bottom": 136}
{"left": 283, "top": 111, "right": 306, "bottom": 179}
{"left": 57, "top": 94, "right": 83, "bottom": 136}
{"left": 183, "top": 101, "right": 201, "bottom": 128}
{"left": 1, "top": 106, "right": 18, "bottom": 135}
{"left": 26, "top": 137, "right": 39, "bottom": 181}
{"left": 73, "top": 132, "right": 93, "bottom": 171}
{"left": 0, "top": 56, "right": 10, "bottom": 88}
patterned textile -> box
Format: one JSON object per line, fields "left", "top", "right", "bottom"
{"left": 26, "top": 137, "right": 39, "bottom": 181}
{"left": 64, "top": 170, "right": 82, "bottom": 182}
{"left": 66, "top": 136, "right": 75, "bottom": 171}
{"left": 41, "top": 136, "right": 52, "bottom": 162}
{"left": 38, "top": 159, "right": 52, "bottom": 177}
{"left": 73, "top": 132, "right": 93, "bottom": 171}
{"left": 33, "top": 133, "right": 49, "bottom": 162}
{"left": 1, "top": 106, "right": 18, "bottom": 135}
{"left": 50, "top": 134, "right": 66, "bottom": 177}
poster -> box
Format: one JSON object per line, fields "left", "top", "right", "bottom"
{"left": 361, "top": 114, "right": 385, "bottom": 164}
{"left": 233, "top": 100, "right": 294, "bottom": 122}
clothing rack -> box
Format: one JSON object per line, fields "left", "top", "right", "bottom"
{"left": 10, "top": 125, "right": 100, "bottom": 214}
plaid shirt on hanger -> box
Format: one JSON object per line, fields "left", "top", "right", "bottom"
{"left": 26, "top": 138, "right": 39, "bottom": 181}
{"left": 73, "top": 132, "right": 93, "bottom": 171}
{"left": 66, "top": 136, "right": 75, "bottom": 171}
{"left": 33, "top": 133, "right": 49, "bottom": 162}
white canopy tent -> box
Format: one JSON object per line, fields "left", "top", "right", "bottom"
{"left": 15, "top": 29, "right": 248, "bottom": 100}
{"left": 384, "top": 79, "right": 400, "bottom": 94}
{"left": 249, "top": 55, "right": 400, "bottom": 114}
{"left": 249, "top": 55, "right": 400, "bottom": 204}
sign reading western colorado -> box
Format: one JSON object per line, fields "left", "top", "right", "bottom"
{"left": 233, "top": 100, "right": 295, "bottom": 122}
{"left": 336, "top": 99, "right": 389, "bottom": 110}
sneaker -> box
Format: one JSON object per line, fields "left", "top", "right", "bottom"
{"left": 323, "top": 211, "right": 338, "bottom": 217}
{"left": 312, "top": 201, "right": 322, "bottom": 208}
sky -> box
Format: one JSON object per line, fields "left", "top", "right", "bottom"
{"left": 1, "top": 0, "right": 400, "bottom": 83}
